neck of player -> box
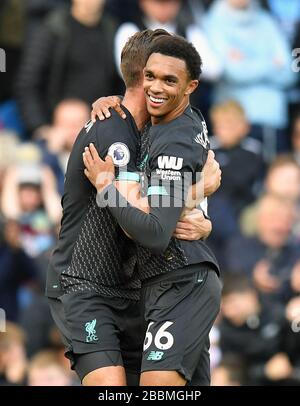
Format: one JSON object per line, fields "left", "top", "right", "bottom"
{"left": 123, "top": 88, "right": 149, "bottom": 131}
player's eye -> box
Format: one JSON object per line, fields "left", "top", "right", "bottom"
{"left": 166, "top": 78, "right": 176, "bottom": 84}
{"left": 145, "top": 72, "right": 154, "bottom": 79}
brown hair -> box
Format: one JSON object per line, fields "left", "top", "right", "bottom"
{"left": 120, "top": 29, "right": 171, "bottom": 88}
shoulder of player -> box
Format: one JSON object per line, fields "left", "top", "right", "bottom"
{"left": 84, "top": 110, "right": 137, "bottom": 139}
{"left": 150, "top": 123, "right": 193, "bottom": 152}
{"left": 151, "top": 117, "right": 198, "bottom": 143}
{"left": 149, "top": 126, "right": 206, "bottom": 169}
{"left": 92, "top": 111, "right": 129, "bottom": 131}
{"left": 149, "top": 108, "right": 209, "bottom": 151}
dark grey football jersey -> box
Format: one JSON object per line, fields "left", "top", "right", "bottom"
{"left": 98, "top": 107, "right": 219, "bottom": 281}
{"left": 46, "top": 107, "right": 141, "bottom": 300}
{"left": 136, "top": 106, "right": 219, "bottom": 280}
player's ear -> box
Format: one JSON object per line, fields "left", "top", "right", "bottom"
{"left": 185, "top": 80, "right": 199, "bottom": 96}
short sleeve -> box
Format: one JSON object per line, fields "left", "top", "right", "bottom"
{"left": 88, "top": 113, "right": 139, "bottom": 180}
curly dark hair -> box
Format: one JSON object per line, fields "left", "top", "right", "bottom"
{"left": 146, "top": 34, "right": 202, "bottom": 80}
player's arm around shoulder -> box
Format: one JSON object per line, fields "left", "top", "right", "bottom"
{"left": 82, "top": 143, "right": 147, "bottom": 211}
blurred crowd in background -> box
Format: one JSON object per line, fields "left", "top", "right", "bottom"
{"left": 0, "top": 0, "right": 300, "bottom": 386}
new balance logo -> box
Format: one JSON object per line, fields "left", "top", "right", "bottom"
{"left": 147, "top": 351, "right": 164, "bottom": 361}
{"left": 85, "top": 319, "right": 99, "bottom": 342}
{"left": 158, "top": 156, "right": 183, "bottom": 170}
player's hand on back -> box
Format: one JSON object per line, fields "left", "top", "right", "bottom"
{"left": 173, "top": 208, "right": 212, "bottom": 241}
{"left": 83, "top": 143, "right": 115, "bottom": 192}
{"left": 185, "top": 150, "right": 221, "bottom": 209}
{"left": 91, "top": 96, "right": 126, "bottom": 122}
{"left": 203, "top": 150, "right": 221, "bottom": 197}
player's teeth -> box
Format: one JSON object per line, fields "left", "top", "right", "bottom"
{"left": 150, "top": 96, "right": 164, "bottom": 103}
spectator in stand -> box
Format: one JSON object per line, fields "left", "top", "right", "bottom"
{"left": 240, "top": 155, "right": 300, "bottom": 240}
{"left": 264, "top": 155, "right": 300, "bottom": 203}
{"left": 225, "top": 194, "right": 300, "bottom": 308}
{"left": 27, "top": 350, "right": 73, "bottom": 386}
{"left": 0, "top": 322, "right": 27, "bottom": 385}
{"left": 1, "top": 143, "right": 61, "bottom": 227}
{"left": 115, "top": 0, "right": 222, "bottom": 81}
{"left": 207, "top": 100, "right": 265, "bottom": 264}
{"left": 0, "top": 1, "right": 26, "bottom": 138}
{"left": 105, "top": 0, "right": 215, "bottom": 25}
{"left": 210, "top": 101, "right": 264, "bottom": 213}
{"left": 219, "top": 273, "right": 295, "bottom": 385}
{"left": 16, "top": 0, "right": 122, "bottom": 137}
{"left": 0, "top": 143, "right": 60, "bottom": 301}
{"left": 0, "top": 0, "right": 25, "bottom": 103}
{"left": 24, "top": 0, "right": 70, "bottom": 40}
{"left": 20, "top": 295, "right": 55, "bottom": 358}
{"left": 261, "top": 0, "right": 300, "bottom": 142}
{"left": 0, "top": 218, "right": 38, "bottom": 322}
{"left": 205, "top": 0, "right": 296, "bottom": 159}
{"left": 263, "top": 0, "right": 300, "bottom": 139}
{"left": 37, "top": 99, "right": 90, "bottom": 195}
